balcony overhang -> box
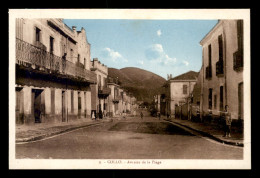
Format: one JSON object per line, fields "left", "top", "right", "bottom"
{"left": 16, "top": 38, "right": 97, "bottom": 85}
{"left": 98, "top": 87, "right": 111, "bottom": 97}
{"left": 16, "top": 63, "right": 96, "bottom": 85}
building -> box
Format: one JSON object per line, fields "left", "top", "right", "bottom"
{"left": 107, "top": 77, "right": 121, "bottom": 117}
{"left": 200, "top": 20, "right": 243, "bottom": 122}
{"left": 15, "top": 18, "right": 96, "bottom": 124}
{"left": 165, "top": 71, "right": 198, "bottom": 118}
{"left": 90, "top": 58, "right": 111, "bottom": 118}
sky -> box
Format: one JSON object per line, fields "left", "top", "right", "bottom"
{"left": 63, "top": 19, "right": 218, "bottom": 79}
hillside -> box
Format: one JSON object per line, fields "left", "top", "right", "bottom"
{"left": 108, "top": 67, "right": 166, "bottom": 103}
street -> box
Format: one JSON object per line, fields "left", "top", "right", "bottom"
{"left": 16, "top": 115, "right": 243, "bottom": 159}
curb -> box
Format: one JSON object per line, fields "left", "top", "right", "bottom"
{"left": 16, "top": 120, "right": 110, "bottom": 143}
{"left": 164, "top": 119, "right": 244, "bottom": 147}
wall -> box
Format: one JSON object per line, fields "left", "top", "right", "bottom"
{"left": 170, "top": 80, "right": 196, "bottom": 116}
{"left": 201, "top": 20, "right": 243, "bottom": 120}
{"left": 15, "top": 18, "right": 95, "bottom": 125}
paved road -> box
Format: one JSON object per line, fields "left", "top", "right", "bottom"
{"left": 16, "top": 116, "right": 243, "bottom": 159}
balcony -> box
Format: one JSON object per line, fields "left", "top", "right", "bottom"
{"left": 205, "top": 66, "right": 212, "bottom": 79}
{"left": 216, "top": 60, "right": 224, "bottom": 77}
{"left": 233, "top": 50, "right": 243, "bottom": 71}
{"left": 16, "top": 38, "right": 96, "bottom": 84}
{"left": 112, "top": 95, "right": 121, "bottom": 103}
{"left": 98, "top": 86, "right": 111, "bottom": 97}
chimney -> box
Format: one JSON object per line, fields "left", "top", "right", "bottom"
{"left": 72, "top": 26, "right": 77, "bottom": 32}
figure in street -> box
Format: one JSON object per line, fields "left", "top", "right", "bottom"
{"left": 140, "top": 111, "right": 143, "bottom": 119}
{"left": 92, "top": 111, "right": 96, "bottom": 121}
{"left": 157, "top": 112, "right": 161, "bottom": 120}
{"left": 223, "top": 105, "right": 232, "bottom": 137}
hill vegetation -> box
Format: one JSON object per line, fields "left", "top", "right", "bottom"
{"left": 108, "top": 67, "right": 166, "bottom": 103}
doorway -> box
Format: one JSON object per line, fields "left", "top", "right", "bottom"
{"left": 32, "top": 89, "right": 44, "bottom": 123}
{"left": 78, "top": 92, "right": 81, "bottom": 118}
{"left": 62, "top": 91, "right": 66, "bottom": 122}
{"left": 238, "top": 82, "right": 243, "bottom": 119}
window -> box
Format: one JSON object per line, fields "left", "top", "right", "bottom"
{"left": 208, "top": 88, "right": 213, "bottom": 109}
{"left": 218, "top": 35, "right": 223, "bottom": 61}
{"left": 208, "top": 44, "right": 212, "bottom": 66}
{"left": 206, "top": 44, "right": 212, "bottom": 79}
{"left": 104, "top": 78, "right": 107, "bottom": 87}
{"left": 214, "top": 94, "right": 217, "bottom": 109}
{"left": 98, "top": 75, "right": 101, "bottom": 88}
{"left": 183, "top": 85, "right": 188, "bottom": 94}
{"left": 78, "top": 54, "right": 80, "bottom": 63}
{"left": 238, "top": 82, "right": 243, "bottom": 119}
{"left": 220, "top": 86, "right": 224, "bottom": 111}
{"left": 36, "top": 27, "right": 41, "bottom": 42}
{"left": 237, "top": 20, "right": 243, "bottom": 51}
{"left": 50, "top": 36, "right": 54, "bottom": 53}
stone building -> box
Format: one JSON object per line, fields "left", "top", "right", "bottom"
{"left": 165, "top": 71, "right": 198, "bottom": 118}
{"left": 15, "top": 18, "right": 96, "bottom": 124}
{"left": 200, "top": 20, "right": 243, "bottom": 121}
{"left": 90, "top": 58, "right": 111, "bottom": 118}
{"left": 107, "top": 77, "right": 121, "bottom": 117}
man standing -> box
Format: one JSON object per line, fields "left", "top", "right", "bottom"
{"left": 140, "top": 111, "right": 143, "bottom": 119}
{"left": 223, "top": 105, "right": 232, "bottom": 137}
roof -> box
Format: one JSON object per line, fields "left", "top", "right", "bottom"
{"left": 170, "top": 71, "right": 198, "bottom": 81}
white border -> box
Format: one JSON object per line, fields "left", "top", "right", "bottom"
{"left": 9, "top": 9, "right": 251, "bottom": 169}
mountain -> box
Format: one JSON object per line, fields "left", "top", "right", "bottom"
{"left": 108, "top": 67, "right": 166, "bottom": 103}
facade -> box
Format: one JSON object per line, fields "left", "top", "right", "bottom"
{"left": 200, "top": 20, "right": 243, "bottom": 121}
{"left": 166, "top": 71, "right": 198, "bottom": 118}
{"left": 15, "top": 18, "right": 96, "bottom": 124}
{"left": 107, "top": 77, "right": 121, "bottom": 117}
{"left": 107, "top": 77, "right": 137, "bottom": 117}
{"left": 90, "top": 58, "right": 111, "bottom": 118}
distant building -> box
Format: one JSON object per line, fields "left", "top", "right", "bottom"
{"left": 15, "top": 19, "right": 96, "bottom": 124}
{"left": 107, "top": 77, "right": 137, "bottom": 117}
{"left": 200, "top": 20, "right": 243, "bottom": 121}
{"left": 107, "top": 77, "right": 121, "bottom": 117}
{"left": 165, "top": 71, "right": 198, "bottom": 118}
{"left": 90, "top": 58, "right": 111, "bottom": 118}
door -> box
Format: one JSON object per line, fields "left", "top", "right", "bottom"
{"left": 84, "top": 92, "right": 87, "bottom": 118}
{"left": 15, "top": 87, "right": 23, "bottom": 124}
{"left": 78, "top": 92, "right": 81, "bottom": 118}
{"left": 62, "top": 91, "right": 66, "bottom": 122}
{"left": 238, "top": 82, "right": 243, "bottom": 119}
{"left": 32, "top": 89, "right": 43, "bottom": 123}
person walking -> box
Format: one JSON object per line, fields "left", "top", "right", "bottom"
{"left": 140, "top": 111, "right": 143, "bottom": 119}
{"left": 223, "top": 105, "right": 232, "bottom": 137}
{"left": 92, "top": 111, "right": 96, "bottom": 121}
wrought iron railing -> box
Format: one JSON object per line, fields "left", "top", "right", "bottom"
{"left": 98, "top": 86, "right": 111, "bottom": 95}
{"left": 216, "top": 60, "right": 224, "bottom": 76}
{"left": 112, "top": 95, "right": 121, "bottom": 103}
{"left": 16, "top": 38, "right": 96, "bottom": 83}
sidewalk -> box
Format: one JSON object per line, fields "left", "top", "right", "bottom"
{"left": 16, "top": 117, "right": 113, "bottom": 143}
{"left": 163, "top": 116, "right": 243, "bottom": 147}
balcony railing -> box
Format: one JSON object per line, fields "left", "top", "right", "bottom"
{"left": 112, "top": 95, "right": 121, "bottom": 103}
{"left": 216, "top": 60, "right": 224, "bottom": 76}
{"left": 98, "top": 86, "right": 111, "bottom": 96}
{"left": 233, "top": 50, "right": 243, "bottom": 71}
{"left": 16, "top": 38, "right": 96, "bottom": 83}
{"left": 205, "top": 66, "right": 212, "bottom": 79}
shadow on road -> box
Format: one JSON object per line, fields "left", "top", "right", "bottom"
{"left": 109, "top": 122, "right": 195, "bottom": 136}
